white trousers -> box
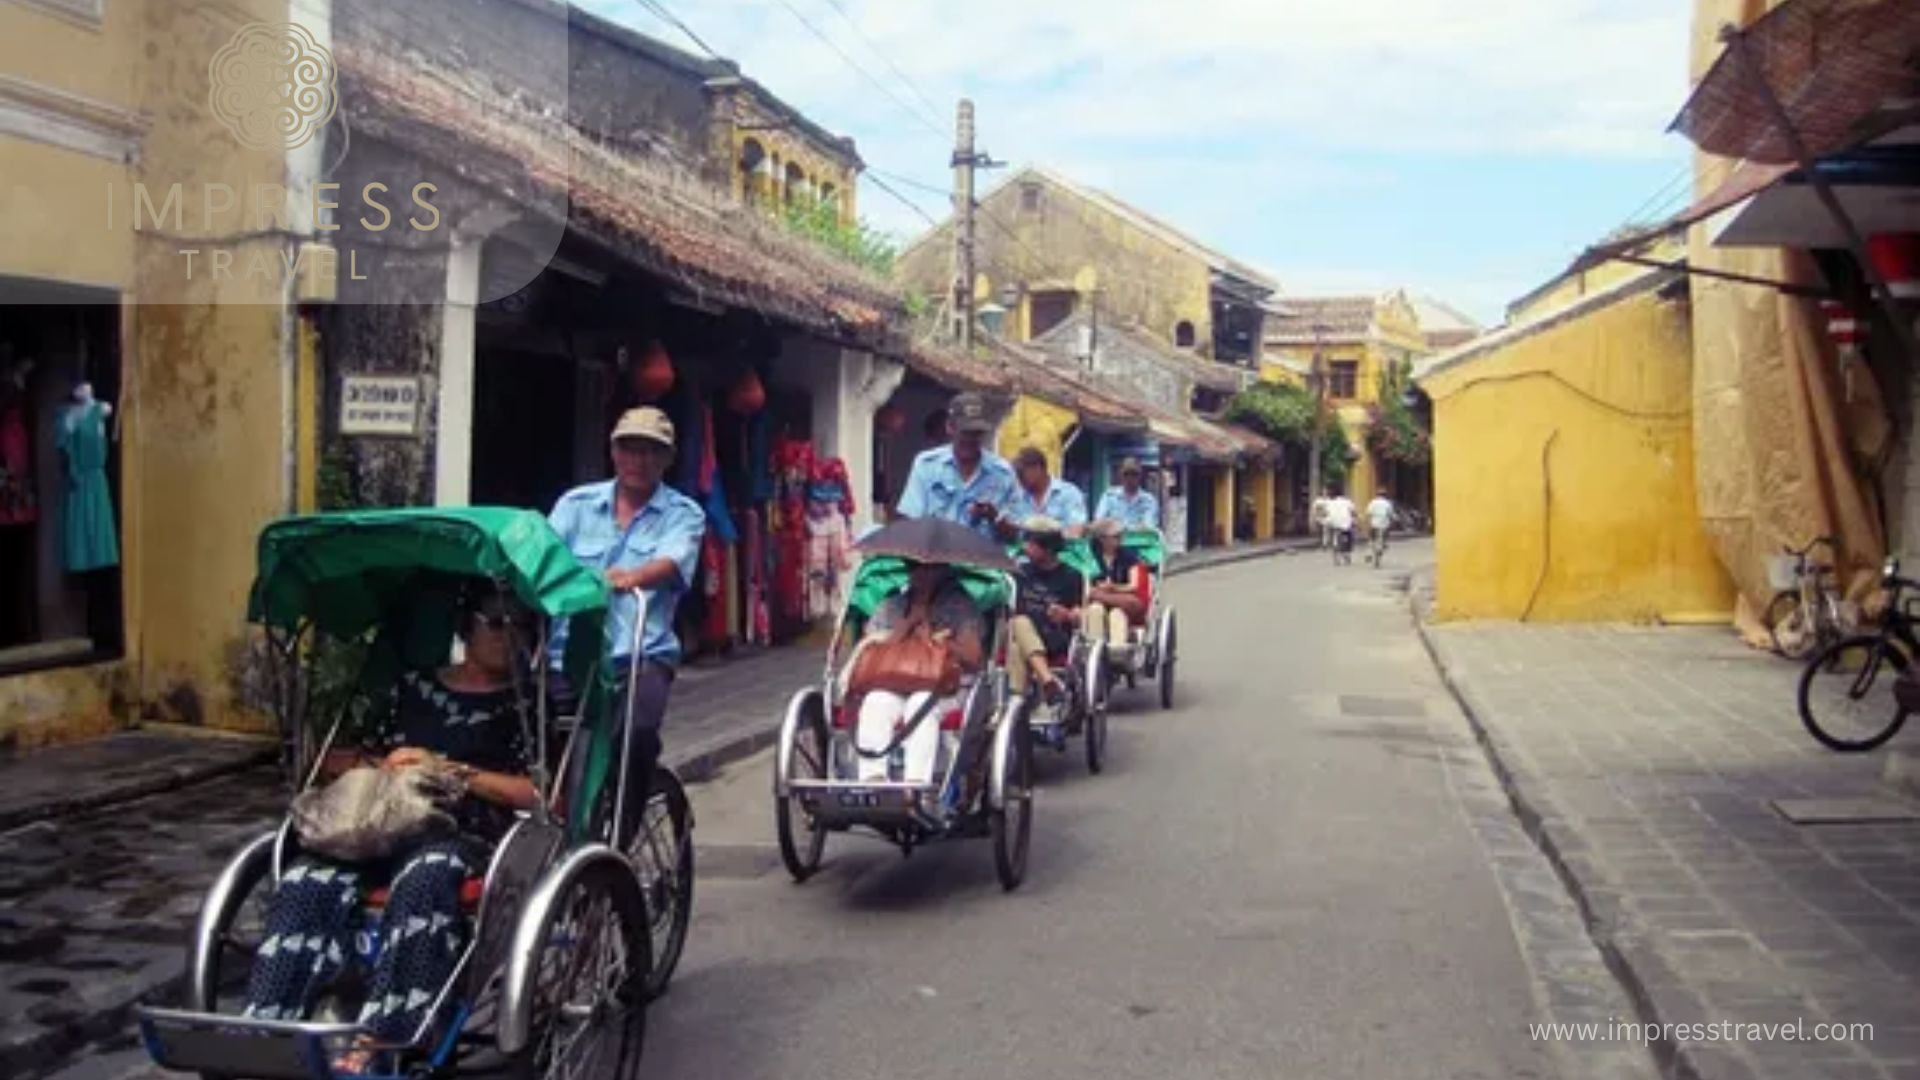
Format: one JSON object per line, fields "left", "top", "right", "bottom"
{"left": 855, "top": 690, "right": 943, "bottom": 783}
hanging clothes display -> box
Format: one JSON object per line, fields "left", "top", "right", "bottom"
{"left": 771, "top": 437, "right": 814, "bottom": 627}
{"left": 805, "top": 457, "right": 856, "bottom": 620}
{"left": 699, "top": 531, "right": 729, "bottom": 650}
{"left": 58, "top": 399, "right": 116, "bottom": 572}
{"left": 744, "top": 508, "right": 771, "bottom": 645}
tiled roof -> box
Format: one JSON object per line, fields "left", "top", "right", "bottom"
{"left": 1264, "top": 296, "right": 1378, "bottom": 345}
{"left": 339, "top": 45, "right": 900, "bottom": 339}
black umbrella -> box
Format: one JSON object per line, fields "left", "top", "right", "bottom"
{"left": 855, "top": 516, "right": 1017, "bottom": 572}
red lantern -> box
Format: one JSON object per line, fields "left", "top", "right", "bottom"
{"left": 1867, "top": 233, "right": 1920, "bottom": 300}
{"left": 876, "top": 403, "right": 906, "bottom": 436}
{"left": 631, "top": 340, "right": 675, "bottom": 400}
{"left": 728, "top": 368, "right": 766, "bottom": 415}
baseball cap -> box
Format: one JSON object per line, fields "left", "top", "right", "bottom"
{"left": 1013, "top": 446, "right": 1048, "bottom": 470}
{"left": 1119, "top": 457, "right": 1142, "bottom": 475}
{"left": 949, "top": 392, "right": 993, "bottom": 434}
{"left": 610, "top": 407, "right": 675, "bottom": 449}
{"left": 1021, "top": 515, "right": 1065, "bottom": 548}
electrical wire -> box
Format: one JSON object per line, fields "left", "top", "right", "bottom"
{"left": 864, "top": 171, "right": 944, "bottom": 229}
{"left": 763, "top": 0, "right": 948, "bottom": 140}
{"left": 630, "top": 0, "right": 721, "bottom": 58}
{"left": 817, "top": 0, "right": 948, "bottom": 128}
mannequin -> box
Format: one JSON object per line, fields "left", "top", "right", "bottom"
{"left": 58, "top": 380, "right": 118, "bottom": 572}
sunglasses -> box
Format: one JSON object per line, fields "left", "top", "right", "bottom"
{"left": 475, "top": 611, "right": 533, "bottom": 633}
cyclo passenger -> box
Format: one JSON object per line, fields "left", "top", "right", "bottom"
{"left": 845, "top": 560, "right": 988, "bottom": 785}
{"left": 1085, "top": 518, "right": 1147, "bottom": 648}
{"left": 1007, "top": 515, "right": 1086, "bottom": 704}
{"left": 546, "top": 406, "right": 705, "bottom": 838}
{"left": 241, "top": 584, "right": 539, "bottom": 1074}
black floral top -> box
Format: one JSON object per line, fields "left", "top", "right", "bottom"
{"left": 361, "top": 670, "right": 532, "bottom": 840}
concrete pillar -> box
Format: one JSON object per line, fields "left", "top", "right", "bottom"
{"left": 1250, "top": 462, "right": 1275, "bottom": 540}
{"left": 1165, "top": 463, "right": 1189, "bottom": 555}
{"left": 434, "top": 239, "right": 480, "bottom": 506}
{"left": 1213, "top": 465, "right": 1237, "bottom": 547}
{"left": 813, "top": 347, "right": 903, "bottom": 535}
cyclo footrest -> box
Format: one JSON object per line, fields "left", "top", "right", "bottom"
{"left": 138, "top": 1005, "right": 364, "bottom": 1080}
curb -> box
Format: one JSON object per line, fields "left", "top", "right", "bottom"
{"left": 0, "top": 744, "right": 277, "bottom": 833}
{"left": 1407, "top": 584, "right": 1702, "bottom": 1080}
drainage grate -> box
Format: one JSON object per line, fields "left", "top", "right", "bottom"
{"left": 1771, "top": 797, "right": 1920, "bottom": 825}
{"left": 1339, "top": 695, "right": 1427, "bottom": 718}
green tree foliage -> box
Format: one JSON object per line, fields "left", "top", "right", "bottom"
{"left": 780, "top": 195, "right": 900, "bottom": 277}
{"left": 1225, "top": 381, "right": 1354, "bottom": 486}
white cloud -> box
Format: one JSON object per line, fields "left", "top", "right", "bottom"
{"left": 580, "top": 0, "right": 1694, "bottom": 317}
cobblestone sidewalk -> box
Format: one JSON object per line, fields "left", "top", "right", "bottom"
{"left": 0, "top": 641, "right": 825, "bottom": 1080}
{"left": 1421, "top": 608, "right": 1920, "bottom": 1080}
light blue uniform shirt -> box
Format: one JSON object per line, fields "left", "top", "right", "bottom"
{"left": 894, "top": 444, "right": 1019, "bottom": 539}
{"left": 547, "top": 479, "right": 706, "bottom": 667}
{"left": 1094, "top": 487, "right": 1160, "bottom": 530}
{"left": 1005, "top": 479, "right": 1089, "bottom": 529}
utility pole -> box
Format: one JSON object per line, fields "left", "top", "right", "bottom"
{"left": 1307, "top": 325, "right": 1329, "bottom": 505}
{"left": 951, "top": 98, "right": 977, "bottom": 351}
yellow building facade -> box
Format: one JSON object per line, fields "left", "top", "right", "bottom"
{"left": 1419, "top": 270, "right": 1736, "bottom": 622}
{"left": 1261, "top": 291, "right": 1428, "bottom": 508}
{"left": 1, "top": 0, "right": 303, "bottom": 748}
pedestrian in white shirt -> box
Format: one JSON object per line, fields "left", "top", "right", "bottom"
{"left": 1366, "top": 489, "right": 1395, "bottom": 567}
{"left": 1310, "top": 495, "right": 1332, "bottom": 549}
{"left": 1324, "top": 491, "right": 1357, "bottom": 565}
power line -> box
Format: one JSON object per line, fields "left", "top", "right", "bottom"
{"left": 764, "top": 0, "right": 949, "bottom": 140}
{"left": 817, "top": 0, "right": 948, "bottom": 129}
{"left": 630, "top": 0, "right": 720, "bottom": 58}
{"left": 865, "top": 171, "right": 944, "bottom": 229}
{"left": 867, "top": 167, "right": 951, "bottom": 199}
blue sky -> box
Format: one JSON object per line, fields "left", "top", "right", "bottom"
{"left": 580, "top": 0, "right": 1698, "bottom": 325}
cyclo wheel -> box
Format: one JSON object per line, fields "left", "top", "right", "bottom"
{"left": 187, "top": 830, "right": 278, "bottom": 1017}
{"left": 992, "top": 718, "right": 1033, "bottom": 891}
{"left": 1084, "top": 644, "right": 1108, "bottom": 775}
{"left": 1157, "top": 611, "right": 1178, "bottom": 711}
{"left": 1765, "top": 590, "right": 1813, "bottom": 659}
{"left": 507, "top": 859, "right": 648, "bottom": 1080}
{"left": 775, "top": 693, "right": 830, "bottom": 882}
{"left": 1799, "top": 635, "right": 1912, "bottom": 753}
{"left": 631, "top": 766, "right": 693, "bottom": 1000}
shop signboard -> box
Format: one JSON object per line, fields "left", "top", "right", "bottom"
{"left": 340, "top": 375, "right": 421, "bottom": 436}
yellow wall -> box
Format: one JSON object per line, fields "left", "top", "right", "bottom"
{"left": 1422, "top": 281, "right": 1736, "bottom": 622}
{"left": 896, "top": 171, "right": 1215, "bottom": 355}
{"left": 728, "top": 97, "right": 860, "bottom": 224}
{"left": 998, "top": 395, "right": 1076, "bottom": 475}
{"left": 1245, "top": 463, "right": 1275, "bottom": 540}
{"left": 1, "top": 0, "right": 294, "bottom": 747}
{"left": 1211, "top": 467, "right": 1236, "bottom": 547}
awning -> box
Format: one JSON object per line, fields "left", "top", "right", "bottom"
{"left": 1713, "top": 144, "right": 1920, "bottom": 248}
{"left": 1673, "top": 0, "right": 1920, "bottom": 165}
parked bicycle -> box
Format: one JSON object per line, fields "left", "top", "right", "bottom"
{"left": 1765, "top": 536, "right": 1845, "bottom": 660}
{"left": 1799, "top": 556, "right": 1920, "bottom": 752}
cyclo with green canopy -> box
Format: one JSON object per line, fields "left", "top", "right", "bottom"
{"left": 1100, "top": 527, "right": 1179, "bottom": 711}
{"left": 136, "top": 508, "right": 687, "bottom": 1080}
{"left": 772, "top": 548, "right": 1037, "bottom": 891}
{"left": 1004, "top": 535, "right": 1113, "bottom": 775}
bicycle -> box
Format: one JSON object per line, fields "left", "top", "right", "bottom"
{"left": 1765, "top": 536, "right": 1844, "bottom": 660}
{"left": 1799, "top": 557, "right": 1920, "bottom": 752}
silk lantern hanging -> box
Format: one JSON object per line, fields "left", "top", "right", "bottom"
{"left": 631, "top": 340, "right": 675, "bottom": 400}
{"left": 728, "top": 367, "right": 767, "bottom": 415}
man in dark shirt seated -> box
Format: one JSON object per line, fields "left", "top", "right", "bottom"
{"left": 1008, "top": 515, "right": 1086, "bottom": 704}
{"left": 1086, "top": 518, "right": 1147, "bottom": 648}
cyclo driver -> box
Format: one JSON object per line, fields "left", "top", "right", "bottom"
{"left": 547, "top": 406, "right": 706, "bottom": 838}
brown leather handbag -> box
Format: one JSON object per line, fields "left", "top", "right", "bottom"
{"left": 847, "top": 627, "right": 962, "bottom": 697}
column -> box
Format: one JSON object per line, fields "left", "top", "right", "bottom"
{"left": 434, "top": 239, "right": 480, "bottom": 506}
{"left": 818, "top": 347, "right": 904, "bottom": 534}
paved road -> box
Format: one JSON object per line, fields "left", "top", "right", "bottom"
{"left": 38, "top": 543, "right": 1653, "bottom": 1080}
{"left": 649, "top": 544, "right": 1638, "bottom": 1080}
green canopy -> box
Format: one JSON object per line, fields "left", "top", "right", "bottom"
{"left": 1003, "top": 538, "right": 1099, "bottom": 580}
{"left": 248, "top": 508, "right": 615, "bottom": 839}
{"left": 1121, "top": 530, "right": 1166, "bottom": 571}
{"left": 848, "top": 556, "right": 1011, "bottom": 620}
